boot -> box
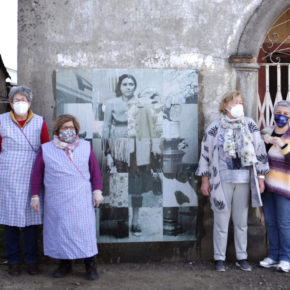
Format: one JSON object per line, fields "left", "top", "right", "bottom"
{"left": 53, "top": 259, "right": 72, "bottom": 278}
{"left": 84, "top": 256, "right": 99, "bottom": 280}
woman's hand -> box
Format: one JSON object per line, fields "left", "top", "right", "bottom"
{"left": 272, "top": 137, "right": 285, "bottom": 148}
{"left": 258, "top": 178, "right": 265, "bottom": 194}
{"left": 31, "top": 196, "right": 40, "bottom": 211}
{"left": 93, "top": 190, "right": 104, "bottom": 207}
{"left": 263, "top": 134, "right": 274, "bottom": 144}
{"left": 201, "top": 176, "right": 211, "bottom": 196}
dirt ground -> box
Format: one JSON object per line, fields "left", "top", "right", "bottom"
{"left": 0, "top": 260, "right": 289, "bottom": 290}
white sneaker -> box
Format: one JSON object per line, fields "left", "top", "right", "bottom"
{"left": 259, "top": 257, "right": 278, "bottom": 268}
{"left": 277, "top": 260, "right": 290, "bottom": 273}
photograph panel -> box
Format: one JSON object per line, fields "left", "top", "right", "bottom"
{"left": 102, "top": 173, "right": 128, "bottom": 208}
{"left": 162, "top": 173, "right": 198, "bottom": 208}
{"left": 162, "top": 207, "right": 198, "bottom": 241}
{"left": 129, "top": 207, "right": 163, "bottom": 242}
{"left": 162, "top": 70, "right": 198, "bottom": 105}
{"left": 56, "top": 69, "right": 93, "bottom": 116}
{"left": 98, "top": 207, "right": 129, "bottom": 243}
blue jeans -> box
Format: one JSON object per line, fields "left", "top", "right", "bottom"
{"left": 4, "top": 225, "right": 39, "bottom": 264}
{"left": 262, "top": 190, "right": 290, "bottom": 262}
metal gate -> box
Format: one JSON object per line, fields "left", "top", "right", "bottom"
{"left": 257, "top": 63, "right": 290, "bottom": 128}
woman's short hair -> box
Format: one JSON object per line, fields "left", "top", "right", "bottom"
{"left": 52, "top": 114, "right": 80, "bottom": 136}
{"left": 115, "top": 74, "right": 137, "bottom": 97}
{"left": 273, "top": 100, "right": 290, "bottom": 112}
{"left": 219, "top": 91, "right": 245, "bottom": 114}
{"left": 8, "top": 85, "right": 33, "bottom": 103}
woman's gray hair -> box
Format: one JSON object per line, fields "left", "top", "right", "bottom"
{"left": 274, "top": 100, "right": 290, "bottom": 112}
{"left": 8, "top": 85, "right": 33, "bottom": 102}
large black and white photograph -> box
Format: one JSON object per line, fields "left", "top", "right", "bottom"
{"left": 56, "top": 68, "right": 199, "bottom": 243}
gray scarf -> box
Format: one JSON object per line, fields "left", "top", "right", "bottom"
{"left": 220, "top": 115, "right": 257, "bottom": 166}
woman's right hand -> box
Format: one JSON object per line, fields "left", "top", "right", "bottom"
{"left": 201, "top": 176, "right": 211, "bottom": 196}
{"left": 31, "top": 196, "right": 40, "bottom": 211}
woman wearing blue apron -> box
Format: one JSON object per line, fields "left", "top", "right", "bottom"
{"left": 0, "top": 85, "right": 49, "bottom": 275}
{"left": 31, "top": 114, "right": 103, "bottom": 280}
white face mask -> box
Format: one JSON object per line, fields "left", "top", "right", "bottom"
{"left": 13, "top": 101, "right": 29, "bottom": 115}
{"left": 228, "top": 104, "right": 244, "bottom": 118}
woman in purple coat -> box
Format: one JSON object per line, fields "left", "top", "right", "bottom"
{"left": 31, "top": 114, "right": 103, "bottom": 280}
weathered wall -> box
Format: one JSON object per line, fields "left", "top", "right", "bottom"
{"left": 17, "top": 0, "right": 288, "bottom": 262}
{"left": 18, "top": 0, "right": 265, "bottom": 130}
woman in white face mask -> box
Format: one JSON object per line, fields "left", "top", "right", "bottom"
{"left": 0, "top": 85, "right": 50, "bottom": 276}
{"left": 196, "top": 91, "right": 269, "bottom": 272}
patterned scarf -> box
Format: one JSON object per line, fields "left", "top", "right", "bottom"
{"left": 53, "top": 135, "right": 80, "bottom": 161}
{"left": 220, "top": 115, "right": 257, "bottom": 166}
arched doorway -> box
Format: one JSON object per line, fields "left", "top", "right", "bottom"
{"left": 257, "top": 9, "right": 290, "bottom": 128}
{"left": 230, "top": 1, "right": 289, "bottom": 123}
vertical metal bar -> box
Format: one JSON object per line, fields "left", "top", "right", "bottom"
{"left": 287, "top": 64, "right": 290, "bottom": 102}
{"left": 275, "top": 63, "right": 283, "bottom": 103}
{"left": 257, "top": 64, "right": 266, "bottom": 128}
{"left": 265, "top": 64, "right": 271, "bottom": 126}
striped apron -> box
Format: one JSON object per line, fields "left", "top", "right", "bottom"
{"left": 42, "top": 139, "right": 98, "bottom": 259}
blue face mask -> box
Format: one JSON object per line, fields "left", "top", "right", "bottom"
{"left": 274, "top": 114, "right": 289, "bottom": 128}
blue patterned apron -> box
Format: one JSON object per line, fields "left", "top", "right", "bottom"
{"left": 0, "top": 112, "right": 43, "bottom": 227}
{"left": 42, "top": 139, "right": 98, "bottom": 259}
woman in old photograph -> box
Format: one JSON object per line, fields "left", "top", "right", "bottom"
{"left": 0, "top": 85, "right": 49, "bottom": 276}
{"left": 102, "top": 74, "right": 137, "bottom": 173}
{"left": 30, "top": 114, "right": 103, "bottom": 280}
{"left": 259, "top": 100, "right": 290, "bottom": 273}
{"left": 103, "top": 74, "right": 137, "bottom": 138}
{"left": 196, "top": 91, "right": 269, "bottom": 272}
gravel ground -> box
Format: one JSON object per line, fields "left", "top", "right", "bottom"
{"left": 0, "top": 260, "right": 289, "bottom": 290}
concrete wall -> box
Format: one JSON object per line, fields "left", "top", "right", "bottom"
{"left": 19, "top": 0, "right": 262, "bottom": 130}
{"left": 17, "top": 0, "right": 289, "bottom": 262}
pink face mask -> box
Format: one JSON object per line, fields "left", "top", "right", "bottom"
{"left": 59, "top": 129, "right": 77, "bottom": 143}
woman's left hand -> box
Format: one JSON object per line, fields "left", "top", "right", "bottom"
{"left": 93, "top": 190, "right": 104, "bottom": 207}
{"left": 31, "top": 196, "right": 40, "bottom": 211}
{"left": 258, "top": 178, "right": 265, "bottom": 194}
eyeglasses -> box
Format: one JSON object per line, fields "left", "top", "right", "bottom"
{"left": 60, "top": 126, "right": 75, "bottom": 130}
{"left": 13, "top": 99, "right": 28, "bottom": 103}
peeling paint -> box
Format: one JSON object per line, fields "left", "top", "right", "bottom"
{"left": 141, "top": 52, "right": 228, "bottom": 70}
{"left": 57, "top": 53, "right": 91, "bottom": 67}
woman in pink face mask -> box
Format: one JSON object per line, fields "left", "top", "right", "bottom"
{"left": 30, "top": 114, "right": 103, "bottom": 280}
{"left": 196, "top": 91, "right": 269, "bottom": 272}
{"left": 0, "top": 85, "right": 49, "bottom": 276}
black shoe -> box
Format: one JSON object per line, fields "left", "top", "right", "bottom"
{"left": 8, "top": 263, "right": 21, "bottom": 276}
{"left": 53, "top": 260, "right": 72, "bottom": 278}
{"left": 235, "top": 260, "right": 252, "bottom": 272}
{"left": 84, "top": 257, "right": 99, "bottom": 280}
{"left": 131, "top": 225, "right": 142, "bottom": 236}
{"left": 27, "top": 263, "right": 39, "bottom": 275}
{"left": 215, "top": 260, "right": 226, "bottom": 272}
